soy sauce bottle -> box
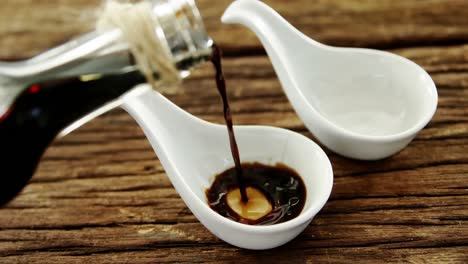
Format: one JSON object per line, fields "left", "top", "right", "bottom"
{"left": 0, "top": 0, "right": 212, "bottom": 205}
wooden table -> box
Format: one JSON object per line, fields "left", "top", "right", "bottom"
{"left": 0, "top": 0, "right": 467, "bottom": 262}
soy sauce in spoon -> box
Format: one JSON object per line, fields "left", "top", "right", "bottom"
{"left": 207, "top": 162, "right": 306, "bottom": 225}
{"left": 208, "top": 44, "right": 307, "bottom": 225}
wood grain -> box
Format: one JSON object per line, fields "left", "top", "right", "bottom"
{"left": 0, "top": 0, "right": 467, "bottom": 263}
{"left": 1, "top": 0, "right": 468, "bottom": 59}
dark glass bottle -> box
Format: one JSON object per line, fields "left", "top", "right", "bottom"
{"left": 0, "top": 0, "right": 212, "bottom": 206}
{"left": 0, "top": 70, "right": 145, "bottom": 205}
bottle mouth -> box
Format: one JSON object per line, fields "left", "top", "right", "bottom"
{"left": 151, "top": 0, "right": 213, "bottom": 78}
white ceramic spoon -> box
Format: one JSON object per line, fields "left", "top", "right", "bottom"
{"left": 222, "top": 0, "right": 438, "bottom": 160}
{"left": 121, "top": 85, "right": 333, "bottom": 250}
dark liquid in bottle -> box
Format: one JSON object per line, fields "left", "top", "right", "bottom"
{"left": 0, "top": 71, "right": 145, "bottom": 205}
{"left": 206, "top": 162, "right": 306, "bottom": 225}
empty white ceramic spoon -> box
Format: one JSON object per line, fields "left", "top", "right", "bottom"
{"left": 121, "top": 85, "right": 333, "bottom": 250}
{"left": 222, "top": 0, "right": 438, "bottom": 160}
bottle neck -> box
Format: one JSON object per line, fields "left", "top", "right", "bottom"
{"left": 0, "top": 0, "right": 213, "bottom": 119}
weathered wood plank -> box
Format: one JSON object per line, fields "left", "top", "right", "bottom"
{"left": 0, "top": 43, "right": 465, "bottom": 261}
{"left": 1, "top": 0, "right": 468, "bottom": 59}
{"left": 23, "top": 45, "right": 468, "bottom": 182}
{"left": 0, "top": 246, "right": 467, "bottom": 263}
{"left": 0, "top": 223, "right": 466, "bottom": 253}
{"left": 0, "top": 0, "right": 467, "bottom": 263}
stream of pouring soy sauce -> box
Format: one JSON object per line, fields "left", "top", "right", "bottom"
{"left": 208, "top": 45, "right": 307, "bottom": 225}
{"left": 211, "top": 44, "right": 249, "bottom": 203}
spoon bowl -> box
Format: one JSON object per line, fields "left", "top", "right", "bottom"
{"left": 222, "top": 0, "right": 438, "bottom": 160}
{"left": 122, "top": 86, "right": 333, "bottom": 249}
